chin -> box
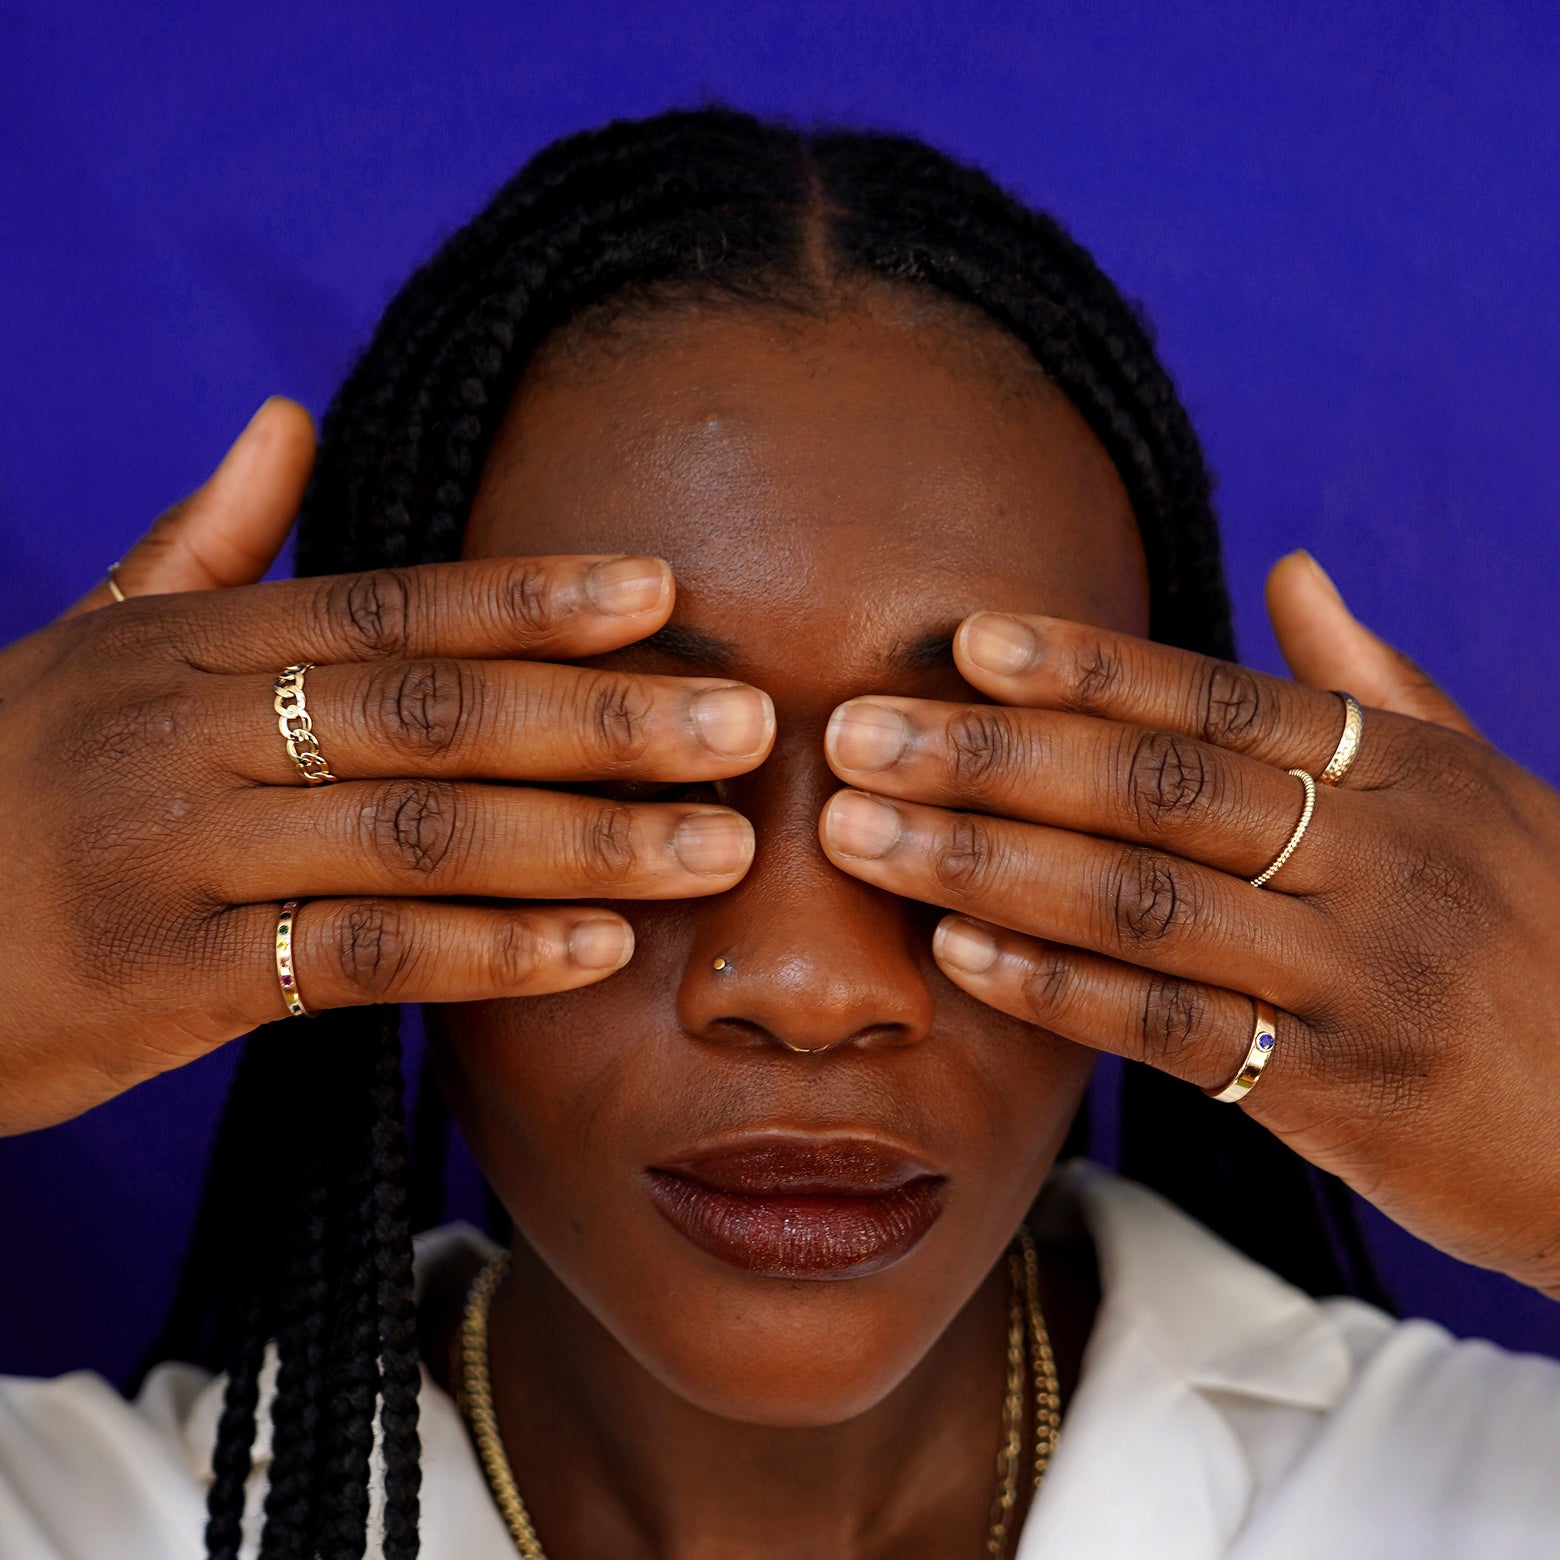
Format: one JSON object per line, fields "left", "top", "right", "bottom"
{"left": 606, "top": 1268, "right": 969, "bottom": 1427}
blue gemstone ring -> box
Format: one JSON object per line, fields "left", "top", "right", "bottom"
{"left": 1204, "top": 998, "right": 1278, "bottom": 1104}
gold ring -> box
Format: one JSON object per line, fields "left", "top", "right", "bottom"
{"left": 1320, "top": 692, "right": 1365, "bottom": 785}
{"left": 275, "top": 900, "right": 313, "bottom": 1018}
{"left": 105, "top": 562, "right": 127, "bottom": 603}
{"left": 1205, "top": 998, "right": 1277, "bottom": 1104}
{"left": 1249, "top": 769, "right": 1316, "bottom": 889}
{"left": 273, "top": 663, "right": 339, "bottom": 785}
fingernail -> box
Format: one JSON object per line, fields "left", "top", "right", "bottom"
{"left": 672, "top": 810, "right": 754, "bottom": 875}
{"left": 586, "top": 556, "right": 670, "bottom": 616}
{"left": 826, "top": 700, "right": 910, "bottom": 772}
{"left": 692, "top": 685, "right": 774, "bottom": 757}
{"left": 1294, "top": 549, "right": 1347, "bottom": 608}
{"left": 823, "top": 791, "right": 903, "bottom": 859}
{"left": 961, "top": 613, "right": 1038, "bottom": 676}
{"left": 568, "top": 916, "right": 634, "bottom": 970}
{"left": 934, "top": 916, "right": 1000, "bottom": 974}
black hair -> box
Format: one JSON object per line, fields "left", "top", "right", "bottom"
{"left": 149, "top": 106, "right": 1391, "bottom": 1560}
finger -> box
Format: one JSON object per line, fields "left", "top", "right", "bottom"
{"left": 230, "top": 659, "right": 774, "bottom": 785}
{"left": 1265, "top": 550, "right": 1482, "bottom": 739}
{"left": 952, "top": 609, "right": 1405, "bottom": 788}
{"left": 929, "top": 914, "right": 1312, "bottom": 1111}
{"left": 163, "top": 553, "right": 676, "bottom": 674}
{"left": 818, "top": 788, "right": 1328, "bottom": 1008}
{"left": 216, "top": 782, "right": 755, "bottom": 902}
{"left": 64, "top": 398, "right": 314, "bottom": 619}
{"left": 220, "top": 899, "right": 636, "bottom": 1023}
{"left": 825, "top": 696, "right": 1344, "bottom": 892}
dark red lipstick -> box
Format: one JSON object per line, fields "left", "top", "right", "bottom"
{"left": 645, "top": 1135, "right": 946, "bottom": 1279}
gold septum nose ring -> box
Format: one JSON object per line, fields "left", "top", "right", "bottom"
{"left": 711, "top": 956, "right": 829, "bottom": 1055}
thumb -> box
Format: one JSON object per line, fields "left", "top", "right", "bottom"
{"left": 1265, "top": 550, "right": 1481, "bottom": 739}
{"left": 64, "top": 396, "right": 316, "bottom": 620}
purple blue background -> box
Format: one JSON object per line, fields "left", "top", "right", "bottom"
{"left": 2, "top": 2, "right": 1558, "bottom": 1383}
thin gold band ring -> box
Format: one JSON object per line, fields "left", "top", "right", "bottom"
{"left": 1249, "top": 769, "right": 1317, "bottom": 889}
{"left": 105, "top": 562, "right": 127, "bottom": 603}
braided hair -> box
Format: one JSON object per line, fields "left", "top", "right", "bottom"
{"left": 150, "top": 106, "right": 1390, "bottom": 1560}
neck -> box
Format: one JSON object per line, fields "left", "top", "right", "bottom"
{"left": 457, "top": 1235, "right": 1095, "bottom": 1560}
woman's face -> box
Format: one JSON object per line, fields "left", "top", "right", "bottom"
{"left": 440, "top": 283, "right": 1149, "bottom": 1426}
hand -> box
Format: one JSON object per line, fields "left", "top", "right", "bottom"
{"left": 0, "top": 400, "right": 772, "bottom": 1136}
{"left": 820, "top": 553, "right": 1560, "bottom": 1298}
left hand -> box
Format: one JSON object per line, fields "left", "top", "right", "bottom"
{"left": 819, "top": 551, "right": 1560, "bottom": 1299}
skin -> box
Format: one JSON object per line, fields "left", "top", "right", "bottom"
{"left": 432, "top": 289, "right": 1133, "bottom": 1554}
{"left": 0, "top": 279, "right": 1557, "bottom": 1558}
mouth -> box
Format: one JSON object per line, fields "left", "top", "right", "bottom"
{"left": 644, "top": 1134, "right": 947, "bottom": 1280}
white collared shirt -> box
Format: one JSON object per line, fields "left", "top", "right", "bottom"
{"left": 1, "top": 1162, "right": 1556, "bottom": 1557}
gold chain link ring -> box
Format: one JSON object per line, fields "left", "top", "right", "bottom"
{"left": 273, "top": 663, "right": 339, "bottom": 785}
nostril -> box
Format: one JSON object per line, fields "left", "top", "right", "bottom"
{"left": 699, "top": 1016, "right": 913, "bottom": 1054}
{"left": 702, "top": 1016, "right": 778, "bottom": 1049}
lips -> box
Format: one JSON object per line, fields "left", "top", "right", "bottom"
{"left": 645, "top": 1135, "right": 947, "bottom": 1279}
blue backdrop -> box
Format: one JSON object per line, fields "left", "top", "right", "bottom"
{"left": 2, "top": 1, "right": 1557, "bottom": 1382}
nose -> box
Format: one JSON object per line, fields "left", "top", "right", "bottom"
{"left": 675, "top": 746, "right": 937, "bottom": 1055}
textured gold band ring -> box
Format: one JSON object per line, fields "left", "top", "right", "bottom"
{"left": 105, "top": 562, "right": 127, "bottom": 602}
{"left": 1320, "top": 692, "right": 1365, "bottom": 785}
{"left": 274, "top": 663, "right": 339, "bottom": 785}
{"left": 275, "top": 900, "right": 313, "bottom": 1018}
{"left": 1249, "top": 769, "right": 1316, "bottom": 889}
{"left": 1205, "top": 998, "right": 1277, "bottom": 1104}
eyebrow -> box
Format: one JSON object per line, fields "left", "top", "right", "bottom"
{"left": 624, "top": 622, "right": 958, "bottom": 673}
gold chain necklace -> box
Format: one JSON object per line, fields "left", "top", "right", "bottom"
{"left": 457, "top": 1231, "right": 1060, "bottom": 1560}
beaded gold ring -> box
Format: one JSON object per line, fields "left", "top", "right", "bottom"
{"left": 275, "top": 899, "right": 312, "bottom": 1018}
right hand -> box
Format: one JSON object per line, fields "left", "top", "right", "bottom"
{"left": 0, "top": 399, "right": 773, "bottom": 1136}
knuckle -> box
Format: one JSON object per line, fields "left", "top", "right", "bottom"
{"left": 580, "top": 672, "right": 653, "bottom": 768}
{"left": 502, "top": 559, "right": 559, "bottom": 637}
{"left": 1125, "top": 729, "right": 1214, "bottom": 834}
{"left": 1016, "top": 949, "right": 1076, "bottom": 1028}
{"left": 1106, "top": 849, "right": 1194, "bottom": 950}
{"left": 83, "top": 594, "right": 173, "bottom": 661}
{"left": 947, "top": 708, "right": 1021, "bottom": 795}
{"left": 932, "top": 814, "right": 1003, "bottom": 900}
{"left": 491, "top": 917, "right": 545, "bottom": 988}
{"left": 368, "top": 779, "right": 463, "bottom": 878}
{"left": 1138, "top": 974, "right": 1209, "bottom": 1068}
{"left": 371, "top": 658, "right": 477, "bottom": 761}
{"left": 571, "top": 801, "right": 639, "bottom": 886}
{"left": 335, "top": 901, "right": 418, "bottom": 999}
{"left": 325, "top": 569, "right": 415, "bottom": 658}
{"left": 1196, "top": 661, "right": 1274, "bottom": 749}
{"left": 1061, "top": 637, "right": 1126, "bottom": 714}
{"left": 89, "top": 685, "right": 203, "bottom": 764}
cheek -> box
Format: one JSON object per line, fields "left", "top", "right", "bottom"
{"left": 431, "top": 922, "right": 1095, "bottom": 1426}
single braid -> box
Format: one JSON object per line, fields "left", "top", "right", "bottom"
{"left": 202, "top": 1293, "right": 267, "bottom": 1560}
{"left": 153, "top": 105, "right": 1389, "bottom": 1560}
{"left": 367, "top": 1026, "right": 423, "bottom": 1560}
{"left": 255, "top": 1154, "right": 332, "bottom": 1558}
{"left": 312, "top": 1016, "right": 391, "bottom": 1559}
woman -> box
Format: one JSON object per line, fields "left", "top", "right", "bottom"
{"left": 0, "top": 107, "right": 1556, "bottom": 1560}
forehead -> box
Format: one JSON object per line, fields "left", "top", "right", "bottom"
{"left": 463, "top": 289, "right": 1148, "bottom": 685}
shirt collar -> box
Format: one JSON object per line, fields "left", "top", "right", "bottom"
{"left": 1050, "top": 1158, "right": 1353, "bottom": 1411}
{"left": 1013, "top": 1161, "right": 1359, "bottom": 1559}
